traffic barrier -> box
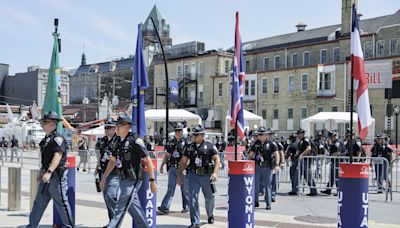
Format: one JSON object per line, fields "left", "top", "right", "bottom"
{"left": 8, "top": 167, "right": 21, "bottom": 211}
{"left": 390, "top": 158, "right": 400, "bottom": 201}
{"left": 297, "top": 156, "right": 390, "bottom": 201}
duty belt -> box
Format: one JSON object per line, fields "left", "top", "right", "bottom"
{"left": 189, "top": 166, "right": 214, "bottom": 176}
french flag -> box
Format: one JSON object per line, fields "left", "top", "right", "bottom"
{"left": 351, "top": 4, "right": 372, "bottom": 140}
{"left": 230, "top": 12, "right": 246, "bottom": 140}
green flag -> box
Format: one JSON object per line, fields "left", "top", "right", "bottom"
{"left": 42, "top": 32, "right": 63, "bottom": 133}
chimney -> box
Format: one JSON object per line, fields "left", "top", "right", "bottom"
{"left": 296, "top": 22, "right": 307, "bottom": 32}
{"left": 341, "top": 0, "right": 358, "bottom": 36}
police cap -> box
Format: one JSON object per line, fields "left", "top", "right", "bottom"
{"left": 328, "top": 131, "right": 337, "bottom": 138}
{"left": 39, "top": 111, "right": 61, "bottom": 122}
{"left": 175, "top": 122, "right": 184, "bottom": 131}
{"left": 296, "top": 128, "right": 305, "bottom": 134}
{"left": 104, "top": 117, "right": 116, "bottom": 127}
{"left": 117, "top": 113, "right": 132, "bottom": 125}
{"left": 257, "top": 126, "right": 268, "bottom": 135}
{"left": 192, "top": 125, "right": 205, "bottom": 135}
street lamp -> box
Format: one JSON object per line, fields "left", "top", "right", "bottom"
{"left": 394, "top": 105, "right": 399, "bottom": 149}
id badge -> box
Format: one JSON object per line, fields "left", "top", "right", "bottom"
{"left": 172, "top": 151, "right": 180, "bottom": 158}
{"left": 116, "top": 158, "right": 122, "bottom": 168}
{"left": 195, "top": 157, "right": 202, "bottom": 167}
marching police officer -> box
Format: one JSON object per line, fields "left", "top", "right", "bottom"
{"left": 371, "top": 132, "right": 393, "bottom": 193}
{"left": 321, "top": 131, "right": 345, "bottom": 195}
{"left": 286, "top": 134, "right": 299, "bottom": 195}
{"left": 27, "top": 111, "right": 74, "bottom": 228}
{"left": 158, "top": 123, "right": 189, "bottom": 214}
{"left": 271, "top": 129, "right": 284, "bottom": 202}
{"left": 177, "top": 125, "right": 220, "bottom": 228}
{"left": 95, "top": 118, "right": 119, "bottom": 224}
{"left": 344, "top": 128, "right": 362, "bottom": 158}
{"left": 100, "top": 113, "right": 157, "bottom": 228}
{"left": 248, "top": 127, "right": 279, "bottom": 210}
{"left": 293, "top": 128, "right": 317, "bottom": 196}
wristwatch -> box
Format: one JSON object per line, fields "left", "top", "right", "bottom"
{"left": 149, "top": 178, "right": 155, "bottom": 182}
{"left": 46, "top": 169, "right": 53, "bottom": 174}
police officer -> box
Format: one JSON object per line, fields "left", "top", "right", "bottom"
{"left": 247, "top": 129, "right": 264, "bottom": 196}
{"left": 27, "top": 111, "right": 74, "bottom": 228}
{"left": 293, "top": 128, "right": 317, "bottom": 196}
{"left": 371, "top": 132, "right": 393, "bottom": 193}
{"left": 176, "top": 125, "right": 220, "bottom": 228}
{"left": 158, "top": 123, "right": 189, "bottom": 214}
{"left": 100, "top": 113, "right": 157, "bottom": 228}
{"left": 248, "top": 127, "right": 279, "bottom": 210}
{"left": 344, "top": 128, "right": 362, "bottom": 158}
{"left": 286, "top": 134, "right": 298, "bottom": 195}
{"left": 271, "top": 129, "right": 284, "bottom": 202}
{"left": 321, "top": 131, "right": 345, "bottom": 195}
{"left": 314, "top": 132, "right": 327, "bottom": 178}
{"left": 95, "top": 118, "right": 119, "bottom": 224}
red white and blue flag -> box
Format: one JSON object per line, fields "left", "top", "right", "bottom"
{"left": 351, "top": 4, "right": 372, "bottom": 140}
{"left": 230, "top": 12, "right": 246, "bottom": 140}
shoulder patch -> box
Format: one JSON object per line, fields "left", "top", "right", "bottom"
{"left": 305, "top": 138, "right": 310, "bottom": 143}
{"left": 335, "top": 142, "right": 340, "bottom": 148}
{"left": 54, "top": 137, "right": 63, "bottom": 146}
{"left": 213, "top": 145, "right": 218, "bottom": 152}
{"left": 135, "top": 138, "right": 145, "bottom": 148}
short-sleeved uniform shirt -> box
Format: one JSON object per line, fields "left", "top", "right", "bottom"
{"left": 96, "top": 134, "right": 118, "bottom": 172}
{"left": 166, "top": 137, "right": 188, "bottom": 166}
{"left": 184, "top": 140, "right": 218, "bottom": 169}
{"left": 40, "top": 130, "right": 68, "bottom": 168}
{"left": 112, "top": 132, "right": 149, "bottom": 171}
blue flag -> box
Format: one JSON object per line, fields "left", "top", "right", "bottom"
{"left": 131, "top": 23, "right": 149, "bottom": 137}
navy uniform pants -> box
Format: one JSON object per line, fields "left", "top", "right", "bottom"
{"left": 187, "top": 171, "right": 214, "bottom": 225}
{"left": 27, "top": 170, "right": 74, "bottom": 228}
{"left": 255, "top": 165, "right": 273, "bottom": 206}
{"left": 103, "top": 173, "right": 120, "bottom": 220}
{"left": 160, "top": 166, "right": 189, "bottom": 210}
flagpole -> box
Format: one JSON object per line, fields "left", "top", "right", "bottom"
{"left": 349, "top": 5, "right": 355, "bottom": 164}
{"left": 150, "top": 17, "right": 169, "bottom": 144}
{"left": 235, "top": 118, "right": 238, "bottom": 161}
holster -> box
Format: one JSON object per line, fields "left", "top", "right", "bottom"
{"left": 116, "top": 169, "right": 126, "bottom": 180}
{"left": 195, "top": 167, "right": 205, "bottom": 176}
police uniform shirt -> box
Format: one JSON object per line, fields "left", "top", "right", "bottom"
{"left": 298, "top": 137, "right": 311, "bottom": 154}
{"left": 345, "top": 140, "right": 361, "bottom": 156}
{"left": 329, "top": 139, "right": 343, "bottom": 156}
{"left": 184, "top": 140, "right": 217, "bottom": 169}
{"left": 112, "top": 132, "right": 149, "bottom": 170}
{"left": 287, "top": 142, "right": 298, "bottom": 159}
{"left": 166, "top": 137, "right": 187, "bottom": 166}
{"left": 257, "top": 140, "right": 277, "bottom": 166}
{"left": 372, "top": 143, "right": 393, "bottom": 160}
{"left": 97, "top": 134, "right": 118, "bottom": 171}
{"left": 249, "top": 140, "right": 262, "bottom": 155}
{"left": 276, "top": 141, "right": 284, "bottom": 151}
{"left": 40, "top": 130, "right": 68, "bottom": 168}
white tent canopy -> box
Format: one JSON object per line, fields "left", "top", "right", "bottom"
{"left": 224, "top": 110, "right": 263, "bottom": 139}
{"left": 81, "top": 125, "right": 105, "bottom": 138}
{"left": 145, "top": 109, "right": 202, "bottom": 124}
{"left": 301, "top": 112, "right": 375, "bottom": 143}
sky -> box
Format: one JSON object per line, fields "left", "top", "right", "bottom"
{"left": 1, "top": 0, "right": 399, "bottom": 74}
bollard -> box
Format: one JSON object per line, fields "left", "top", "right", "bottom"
{"left": 54, "top": 156, "right": 76, "bottom": 227}
{"left": 30, "top": 170, "right": 40, "bottom": 211}
{"left": 228, "top": 160, "right": 255, "bottom": 228}
{"left": 133, "top": 159, "right": 157, "bottom": 228}
{"left": 338, "top": 163, "right": 369, "bottom": 228}
{"left": 8, "top": 167, "right": 21, "bottom": 211}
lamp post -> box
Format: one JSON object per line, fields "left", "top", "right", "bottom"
{"left": 82, "top": 97, "right": 89, "bottom": 123}
{"left": 394, "top": 105, "right": 399, "bottom": 149}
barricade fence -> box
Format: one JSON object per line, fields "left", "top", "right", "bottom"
{"left": 390, "top": 157, "right": 400, "bottom": 201}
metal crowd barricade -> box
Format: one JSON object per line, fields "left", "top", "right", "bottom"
{"left": 390, "top": 157, "right": 400, "bottom": 201}
{"left": 298, "top": 155, "right": 390, "bottom": 201}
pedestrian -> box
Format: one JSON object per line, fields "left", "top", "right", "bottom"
{"left": 26, "top": 111, "right": 74, "bottom": 227}
{"left": 158, "top": 122, "right": 189, "bottom": 214}
{"left": 177, "top": 124, "right": 220, "bottom": 228}
{"left": 216, "top": 136, "right": 227, "bottom": 169}
{"left": 271, "top": 129, "right": 284, "bottom": 203}
{"left": 292, "top": 128, "right": 317, "bottom": 196}
{"left": 100, "top": 113, "right": 157, "bottom": 228}
{"left": 321, "top": 131, "right": 345, "bottom": 196}
{"left": 10, "top": 135, "right": 19, "bottom": 162}
{"left": 371, "top": 132, "right": 393, "bottom": 193}
{"left": 344, "top": 128, "right": 362, "bottom": 158}
{"left": 0, "top": 136, "right": 6, "bottom": 161}
{"left": 95, "top": 118, "right": 119, "bottom": 225}
{"left": 247, "top": 127, "right": 279, "bottom": 210}
{"left": 77, "top": 136, "right": 88, "bottom": 172}
{"left": 286, "top": 134, "right": 298, "bottom": 195}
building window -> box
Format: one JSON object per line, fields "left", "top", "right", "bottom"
{"left": 263, "top": 57, "right": 269, "bottom": 71}
{"left": 198, "top": 62, "right": 204, "bottom": 76}
{"left": 245, "top": 79, "right": 256, "bottom": 96}
{"left": 370, "top": 105, "right": 373, "bottom": 117}
{"left": 317, "top": 106, "right": 323, "bottom": 113}
{"left": 320, "top": 49, "right": 327, "bottom": 64}
{"left": 288, "top": 75, "right": 294, "bottom": 92}
{"left": 184, "top": 64, "right": 189, "bottom": 76}
{"left": 262, "top": 78, "right": 267, "bottom": 94}
{"left": 177, "top": 65, "right": 182, "bottom": 77}
{"left": 245, "top": 60, "right": 250, "bottom": 72}
{"left": 225, "top": 60, "right": 230, "bottom": 73}
{"left": 333, "top": 47, "right": 340, "bottom": 63}
{"left": 390, "top": 38, "right": 399, "bottom": 56}
{"left": 274, "top": 55, "right": 280, "bottom": 69}
{"left": 332, "top": 106, "right": 338, "bottom": 112}
{"left": 301, "top": 74, "right": 308, "bottom": 92}
{"left": 250, "top": 80, "right": 255, "bottom": 96}
{"left": 262, "top": 109, "right": 267, "bottom": 120}
{"left": 288, "top": 108, "right": 293, "bottom": 119}
{"left": 303, "top": 52, "right": 310, "bottom": 66}
{"left": 301, "top": 107, "right": 307, "bottom": 119}
{"left": 364, "top": 42, "right": 373, "bottom": 59}
{"left": 199, "top": 91, "right": 203, "bottom": 99}
{"left": 273, "top": 109, "right": 279, "bottom": 119}
{"left": 291, "top": 53, "right": 298, "bottom": 67}
{"left": 218, "top": 82, "right": 223, "bottom": 97}
{"left": 319, "top": 72, "right": 332, "bottom": 90}
{"left": 376, "top": 40, "right": 385, "bottom": 57}
{"left": 273, "top": 77, "right": 279, "bottom": 93}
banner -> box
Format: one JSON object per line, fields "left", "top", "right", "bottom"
{"left": 169, "top": 80, "right": 179, "bottom": 103}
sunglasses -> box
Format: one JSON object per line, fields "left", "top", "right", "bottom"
{"left": 105, "top": 126, "right": 115, "bottom": 129}
{"left": 41, "top": 121, "right": 52, "bottom": 125}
